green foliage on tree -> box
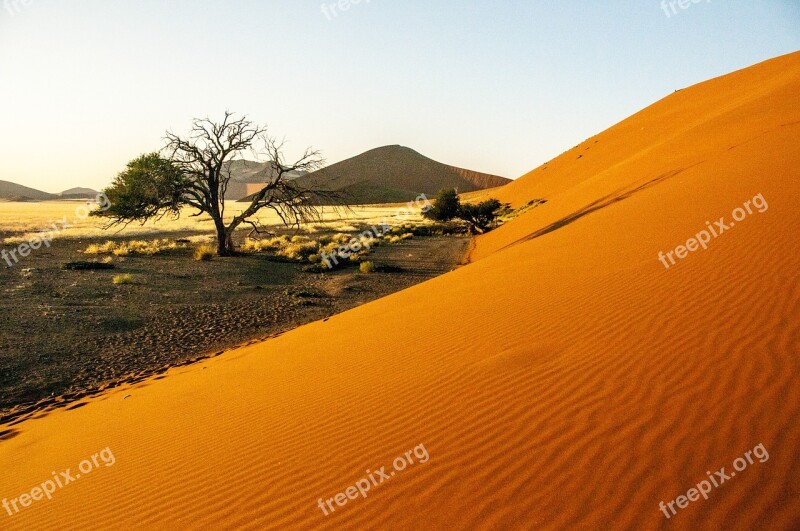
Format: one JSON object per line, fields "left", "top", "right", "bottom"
{"left": 100, "top": 153, "right": 186, "bottom": 225}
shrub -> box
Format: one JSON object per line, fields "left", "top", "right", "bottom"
{"left": 458, "top": 199, "right": 503, "bottom": 233}
{"left": 277, "top": 241, "right": 319, "bottom": 261}
{"left": 83, "top": 239, "right": 181, "bottom": 257}
{"left": 243, "top": 235, "right": 291, "bottom": 253}
{"left": 242, "top": 239, "right": 260, "bottom": 252}
{"left": 409, "top": 221, "right": 468, "bottom": 236}
{"left": 112, "top": 274, "right": 135, "bottom": 285}
{"left": 194, "top": 244, "right": 216, "bottom": 261}
{"left": 83, "top": 243, "right": 103, "bottom": 255}
{"left": 331, "top": 233, "right": 352, "bottom": 245}
{"left": 423, "top": 188, "right": 460, "bottom": 221}
{"left": 422, "top": 189, "right": 503, "bottom": 233}
{"left": 84, "top": 241, "right": 116, "bottom": 255}
{"left": 360, "top": 261, "right": 375, "bottom": 274}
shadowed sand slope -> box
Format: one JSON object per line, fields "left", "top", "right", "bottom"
{"left": 1, "top": 53, "right": 799, "bottom": 530}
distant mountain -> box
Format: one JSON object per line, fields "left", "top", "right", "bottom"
{"left": 223, "top": 160, "right": 308, "bottom": 200}
{"left": 0, "top": 180, "right": 57, "bottom": 201}
{"left": 265, "top": 145, "right": 511, "bottom": 205}
{"left": 60, "top": 187, "right": 99, "bottom": 199}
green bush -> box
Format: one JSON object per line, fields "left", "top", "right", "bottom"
{"left": 458, "top": 199, "right": 503, "bottom": 233}
{"left": 423, "top": 188, "right": 461, "bottom": 221}
{"left": 423, "top": 189, "right": 503, "bottom": 233}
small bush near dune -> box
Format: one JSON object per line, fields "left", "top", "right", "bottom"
{"left": 194, "top": 245, "right": 216, "bottom": 261}
{"left": 410, "top": 221, "right": 468, "bottom": 236}
{"left": 359, "top": 261, "right": 375, "bottom": 274}
{"left": 112, "top": 274, "right": 135, "bottom": 285}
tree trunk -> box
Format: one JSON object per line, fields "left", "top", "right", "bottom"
{"left": 214, "top": 221, "right": 235, "bottom": 256}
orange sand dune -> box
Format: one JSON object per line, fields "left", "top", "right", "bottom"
{"left": 2, "top": 52, "right": 799, "bottom": 530}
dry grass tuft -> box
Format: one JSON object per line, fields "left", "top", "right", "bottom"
{"left": 84, "top": 239, "right": 180, "bottom": 257}
{"left": 112, "top": 274, "right": 135, "bottom": 285}
{"left": 194, "top": 245, "right": 216, "bottom": 261}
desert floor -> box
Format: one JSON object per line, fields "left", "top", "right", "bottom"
{"left": 0, "top": 228, "right": 468, "bottom": 423}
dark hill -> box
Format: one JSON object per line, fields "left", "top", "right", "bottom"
{"left": 0, "top": 180, "right": 56, "bottom": 201}
{"left": 240, "top": 145, "right": 510, "bottom": 205}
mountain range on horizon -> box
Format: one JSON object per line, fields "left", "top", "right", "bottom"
{"left": 2, "top": 145, "right": 510, "bottom": 204}
{"left": 0, "top": 180, "right": 100, "bottom": 202}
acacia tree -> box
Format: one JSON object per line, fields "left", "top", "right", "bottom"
{"left": 422, "top": 188, "right": 460, "bottom": 222}
{"left": 97, "top": 112, "right": 332, "bottom": 255}
{"left": 423, "top": 188, "right": 504, "bottom": 234}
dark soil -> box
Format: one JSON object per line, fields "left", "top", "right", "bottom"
{"left": 0, "top": 232, "right": 469, "bottom": 424}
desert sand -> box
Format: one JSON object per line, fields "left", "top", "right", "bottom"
{"left": 1, "top": 52, "right": 798, "bottom": 530}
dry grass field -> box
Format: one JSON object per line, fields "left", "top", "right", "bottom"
{"left": 0, "top": 201, "right": 426, "bottom": 244}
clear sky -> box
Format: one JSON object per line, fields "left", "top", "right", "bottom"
{"left": 0, "top": 1, "right": 798, "bottom": 193}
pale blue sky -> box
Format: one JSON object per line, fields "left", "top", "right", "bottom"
{"left": 0, "top": 1, "right": 798, "bottom": 192}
